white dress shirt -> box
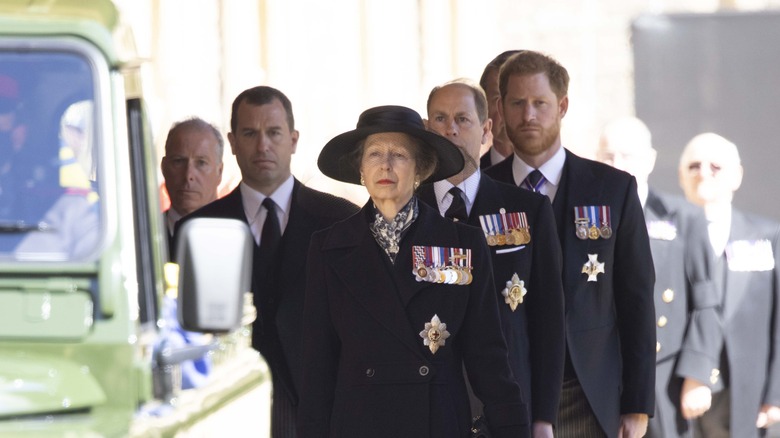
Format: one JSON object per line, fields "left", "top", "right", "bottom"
{"left": 432, "top": 170, "right": 481, "bottom": 218}
{"left": 240, "top": 176, "right": 294, "bottom": 245}
{"left": 511, "top": 146, "right": 566, "bottom": 201}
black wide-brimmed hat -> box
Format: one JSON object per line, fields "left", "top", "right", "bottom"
{"left": 318, "top": 105, "right": 464, "bottom": 185}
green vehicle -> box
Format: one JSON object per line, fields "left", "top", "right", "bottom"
{"left": 0, "top": 0, "right": 270, "bottom": 436}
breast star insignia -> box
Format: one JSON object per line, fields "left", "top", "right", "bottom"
{"left": 582, "top": 253, "right": 605, "bottom": 282}
{"left": 419, "top": 314, "right": 450, "bottom": 354}
{"left": 502, "top": 273, "right": 527, "bottom": 311}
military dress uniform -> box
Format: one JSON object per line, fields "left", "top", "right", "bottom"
{"left": 418, "top": 172, "right": 565, "bottom": 426}
{"left": 695, "top": 208, "right": 780, "bottom": 438}
{"left": 643, "top": 191, "right": 721, "bottom": 438}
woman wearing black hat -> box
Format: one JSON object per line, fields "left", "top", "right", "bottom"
{"left": 298, "top": 105, "right": 530, "bottom": 437}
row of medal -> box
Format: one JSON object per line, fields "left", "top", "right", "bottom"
{"left": 412, "top": 245, "right": 473, "bottom": 285}
{"left": 574, "top": 205, "right": 613, "bottom": 240}
{"left": 478, "top": 209, "right": 531, "bottom": 246}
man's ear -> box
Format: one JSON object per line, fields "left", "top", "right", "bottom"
{"left": 290, "top": 129, "right": 299, "bottom": 154}
{"left": 227, "top": 132, "right": 237, "bottom": 155}
{"left": 559, "top": 95, "right": 569, "bottom": 118}
{"left": 482, "top": 118, "right": 493, "bottom": 145}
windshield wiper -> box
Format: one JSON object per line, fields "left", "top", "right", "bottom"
{"left": 0, "top": 222, "right": 56, "bottom": 233}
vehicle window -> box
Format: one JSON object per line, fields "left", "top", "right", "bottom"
{"left": 0, "top": 52, "right": 101, "bottom": 262}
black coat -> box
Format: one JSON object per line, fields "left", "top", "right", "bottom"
{"left": 298, "top": 200, "right": 530, "bottom": 438}
{"left": 480, "top": 151, "right": 494, "bottom": 170}
{"left": 486, "top": 149, "right": 656, "bottom": 438}
{"left": 175, "top": 179, "right": 358, "bottom": 406}
{"left": 717, "top": 208, "right": 780, "bottom": 438}
{"left": 643, "top": 190, "right": 721, "bottom": 438}
{"left": 418, "top": 174, "right": 565, "bottom": 424}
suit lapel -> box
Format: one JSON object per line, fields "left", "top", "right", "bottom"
{"left": 323, "top": 204, "right": 432, "bottom": 356}
{"left": 489, "top": 155, "right": 515, "bottom": 185}
{"left": 644, "top": 191, "right": 672, "bottom": 278}
{"left": 644, "top": 190, "right": 669, "bottom": 221}
{"left": 558, "top": 151, "right": 605, "bottom": 297}
{"left": 469, "top": 175, "right": 503, "bottom": 222}
{"left": 393, "top": 204, "right": 452, "bottom": 306}
{"left": 722, "top": 210, "right": 750, "bottom": 321}
{"left": 220, "top": 187, "right": 249, "bottom": 222}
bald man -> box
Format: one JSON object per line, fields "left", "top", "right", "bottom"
{"left": 598, "top": 118, "right": 722, "bottom": 438}
{"left": 678, "top": 133, "right": 780, "bottom": 438}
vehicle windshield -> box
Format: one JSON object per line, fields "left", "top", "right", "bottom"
{"left": 0, "top": 50, "right": 101, "bottom": 262}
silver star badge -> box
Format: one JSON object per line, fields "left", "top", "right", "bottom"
{"left": 582, "top": 253, "right": 605, "bottom": 282}
{"left": 419, "top": 314, "right": 450, "bottom": 354}
{"left": 502, "top": 273, "right": 527, "bottom": 312}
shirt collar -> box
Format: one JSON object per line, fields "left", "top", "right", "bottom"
{"left": 240, "top": 175, "right": 294, "bottom": 227}
{"left": 511, "top": 146, "right": 566, "bottom": 200}
{"left": 489, "top": 147, "right": 507, "bottom": 166}
{"left": 637, "top": 183, "right": 649, "bottom": 210}
{"left": 432, "top": 170, "right": 481, "bottom": 217}
{"left": 166, "top": 208, "right": 183, "bottom": 235}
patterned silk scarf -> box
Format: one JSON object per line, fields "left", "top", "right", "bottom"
{"left": 369, "top": 196, "right": 419, "bottom": 264}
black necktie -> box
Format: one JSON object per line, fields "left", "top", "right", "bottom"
{"left": 523, "top": 169, "right": 545, "bottom": 192}
{"left": 259, "top": 198, "right": 281, "bottom": 255}
{"left": 445, "top": 187, "right": 468, "bottom": 222}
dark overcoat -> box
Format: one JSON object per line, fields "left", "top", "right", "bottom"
{"left": 176, "top": 179, "right": 358, "bottom": 407}
{"left": 297, "top": 200, "right": 529, "bottom": 438}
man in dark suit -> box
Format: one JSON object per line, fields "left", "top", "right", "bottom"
{"left": 177, "top": 86, "right": 358, "bottom": 437}
{"left": 484, "top": 50, "right": 656, "bottom": 438}
{"left": 598, "top": 116, "right": 722, "bottom": 437}
{"left": 420, "top": 78, "right": 565, "bottom": 438}
{"left": 678, "top": 132, "right": 780, "bottom": 438}
{"left": 160, "top": 117, "right": 225, "bottom": 385}
{"left": 478, "top": 50, "right": 521, "bottom": 169}
{"left": 160, "top": 117, "right": 224, "bottom": 246}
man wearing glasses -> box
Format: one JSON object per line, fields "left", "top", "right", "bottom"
{"left": 678, "top": 133, "right": 780, "bottom": 438}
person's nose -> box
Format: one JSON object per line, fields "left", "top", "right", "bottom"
{"left": 257, "top": 134, "right": 271, "bottom": 153}
{"left": 523, "top": 104, "right": 536, "bottom": 123}
{"left": 185, "top": 160, "right": 197, "bottom": 181}
{"left": 446, "top": 118, "right": 458, "bottom": 137}
{"left": 379, "top": 153, "right": 392, "bottom": 170}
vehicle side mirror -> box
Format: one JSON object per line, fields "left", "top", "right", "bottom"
{"left": 175, "top": 218, "right": 252, "bottom": 333}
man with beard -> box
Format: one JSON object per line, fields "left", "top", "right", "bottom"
{"left": 420, "top": 78, "right": 565, "bottom": 438}
{"left": 485, "top": 51, "right": 656, "bottom": 438}
{"left": 678, "top": 133, "right": 780, "bottom": 438}
{"left": 479, "top": 50, "right": 522, "bottom": 169}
